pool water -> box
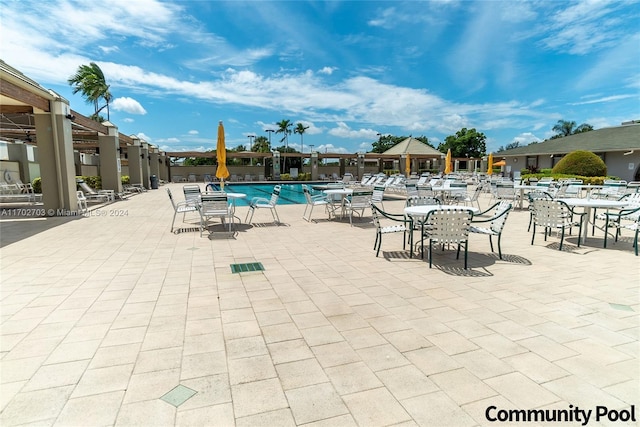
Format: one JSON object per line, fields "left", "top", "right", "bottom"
{"left": 205, "top": 182, "right": 326, "bottom": 205}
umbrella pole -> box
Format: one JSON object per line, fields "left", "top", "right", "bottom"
{"left": 220, "top": 178, "right": 225, "bottom": 191}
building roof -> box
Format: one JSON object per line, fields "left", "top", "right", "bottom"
{"left": 499, "top": 123, "right": 640, "bottom": 156}
{"left": 383, "top": 137, "right": 443, "bottom": 156}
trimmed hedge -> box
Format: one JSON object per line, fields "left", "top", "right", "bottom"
{"left": 552, "top": 150, "right": 607, "bottom": 177}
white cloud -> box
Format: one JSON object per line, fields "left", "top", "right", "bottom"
{"left": 513, "top": 132, "right": 542, "bottom": 144}
{"left": 111, "top": 97, "right": 147, "bottom": 114}
{"left": 136, "top": 132, "right": 152, "bottom": 142}
{"left": 122, "top": 118, "right": 134, "bottom": 123}
{"left": 328, "top": 122, "right": 379, "bottom": 139}
{"left": 188, "top": 130, "right": 199, "bottom": 135}
{"left": 318, "top": 66, "right": 336, "bottom": 75}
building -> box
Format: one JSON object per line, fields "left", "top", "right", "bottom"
{"left": 496, "top": 122, "right": 640, "bottom": 181}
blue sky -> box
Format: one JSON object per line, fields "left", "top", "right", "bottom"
{"left": 2, "top": 0, "right": 639, "bottom": 154}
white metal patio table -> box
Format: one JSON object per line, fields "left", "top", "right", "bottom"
{"left": 557, "top": 198, "right": 629, "bottom": 243}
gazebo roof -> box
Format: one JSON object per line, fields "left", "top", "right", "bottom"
{"left": 383, "top": 137, "right": 442, "bottom": 156}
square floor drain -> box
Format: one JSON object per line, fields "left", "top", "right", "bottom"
{"left": 609, "top": 303, "right": 634, "bottom": 312}
{"left": 160, "top": 385, "right": 197, "bottom": 407}
{"left": 231, "top": 262, "right": 265, "bottom": 273}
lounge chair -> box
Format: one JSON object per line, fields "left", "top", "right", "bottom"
{"left": 183, "top": 184, "right": 201, "bottom": 207}
{"left": 76, "top": 179, "right": 112, "bottom": 202}
{"left": 530, "top": 199, "right": 586, "bottom": 251}
{"left": 246, "top": 185, "right": 281, "bottom": 224}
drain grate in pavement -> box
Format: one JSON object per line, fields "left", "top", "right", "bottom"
{"left": 231, "top": 262, "right": 265, "bottom": 274}
{"left": 609, "top": 303, "right": 634, "bottom": 312}
{"left": 160, "top": 385, "right": 197, "bottom": 407}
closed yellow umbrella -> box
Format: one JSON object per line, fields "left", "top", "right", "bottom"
{"left": 405, "top": 153, "right": 411, "bottom": 177}
{"left": 444, "top": 149, "right": 452, "bottom": 174}
{"left": 487, "top": 152, "right": 494, "bottom": 175}
{"left": 215, "top": 121, "right": 229, "bottom": 188}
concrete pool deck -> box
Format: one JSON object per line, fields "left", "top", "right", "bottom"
{"left": 0, "top": 183, "right": 638, "bottom": 426}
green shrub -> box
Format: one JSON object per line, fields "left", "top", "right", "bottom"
{"left": 76, "top": 175, "right": 102, "bottom": 189}
{"left": 552, "top": 150, "right": 606, "bottom": 177}
{"left": 32, "top": 177, "right": 42, "bottom": 193}
{"left": 121, "top": 175, "right": 130, "bottom": 185}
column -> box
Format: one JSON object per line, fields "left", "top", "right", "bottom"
{"left": 128, "top": 135, "right": 143, "bottom": 186}
{"left": 272, "top": 151, "right": 281, "bottom": 179}
{"left": 98, "top": 121, "right": 122, "bottom": 193}
{"left": 357, "top": 152, "right": 365, "bottom": 180}
{"left": 310, "top": 151, "right": 318, "bottom": 181}
{"left": 149, "top": 147, "right": 160, "bottom": 184}
{"left": 140, "top": 141, "right": 150, "bottom": 189}
{"left": 34, "top": 97, "right": 78, "bottom": 213}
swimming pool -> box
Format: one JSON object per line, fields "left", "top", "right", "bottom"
{"left": 205, "top": 182, "right": 326, "bottom": 205}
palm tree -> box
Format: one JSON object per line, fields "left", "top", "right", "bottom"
{"left": 294, "top": 122, "right": 309, "bottom": 154}
{"left": 275, "top": 119, "right": 292, "bottom": 171}
{"left": 552, "top": 119, "right": 593, "bottom": 139}
{"left": 68, "top": 62, "right": 112, "bottom": 122}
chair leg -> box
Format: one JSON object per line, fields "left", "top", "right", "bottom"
{"left": 375, "top": 233, "right": 382, "bottom": 257}
{"left": 245, "top": 207, "right": 254, "bottom": 224}
{"left": 559, "top": 227, "right": 565, "bottom": 251}
{"left": 428, "top": 239, "right": 433, "bottom": 268}
{"left": 489, "top": 235, "right": 494, "bottom": 253}
{"left": 171, "top": 211, "right": 178, "bottom": 233}
{"left": 464, "top": 241, "right": 468, "bottom": 269}
{"left": 531, "top": 224, "right": 536, "bottom": 246}
{"left": 497, "top": 235, "right": 503, "bottom": 259}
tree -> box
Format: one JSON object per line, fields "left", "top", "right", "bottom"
{"left": 371, "top": 135, "right": 403, "bottom": 153}
{"left": 551, "top": 120, "right": 593, "bottom": 139}
{"left": 438, "top": 128, "right": 486, "bottom": 158}
{"left": 276, "top": 119, "right": 293, "bottom": 171}
{"left": 294, "top": 122, "right": 309, "bottom": 153}
{"left": 252, "top": 136, "right": 270, "bottom": 153}
{"left": 68, "top": 62, "right": 112, "bottom": 122}
{"left": 497, "top": 141, "right": 521, "bottom": 152}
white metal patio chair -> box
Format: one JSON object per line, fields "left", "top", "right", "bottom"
{"left": 530, "top": 199, "right": 586, "bottom": 251}
{"left": 198, "top": 192, "right": 233, "bottom": 235}
{"left": 370, "top": 204, "right": 412, "bottom": 257}
{"left": 246, "top": 185, "right": 281, "bottom": 224}
{"left": 344, "top": 189, "right": 373, "bottom": 226}
{"left": 167, "top": 188, "right": 198, "bottom": 233}
{"left": 302, "top": 184, "right": 334, "bottom": 222}
{"left": 422, "top": 208, "right": 475, "bottom": 269}
{"left": 469, "top": 201, "right": 512, "bottom": 259}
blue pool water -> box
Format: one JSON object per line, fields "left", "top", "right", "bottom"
{"left": 205, "top": 182, "right": 326, "bottom": 205}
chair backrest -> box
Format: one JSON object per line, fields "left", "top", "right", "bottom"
{"left": 406, "top": 196, "right": 440, "bottom": 207}
{"left": 350, "top": 190, "right": 373, "bottom": 207}
{"left": 166, "top": 188, "right": 177, "bottom": 209}
{"left": 183, "top": 184, "right": 201, "bottom": 204}
{"left": 532, "top": 199, "right": 573, "bottom": 228}
{"left": 469, "top": 184, "right": 483, "bottom": 201}
{"left": 269, "top": 185, "right": 281, "bottom": 206}
{"left": 489, "top": 201, "right": 512, "bottom": 233}
{"left": 302, "top": 184, "right": 313, "bottom": 204}
{"left": 426, "top": 209, "right": 474, "bottom": 244}
{"left": 76, "top": 190, "right": 87, "bottom": 201}
{"left": 200, "top": 193, "right": 229, "bottom": 214}
{"left": 372, "top": 186, "right": 385, "bottom": 203}
{"left": 405, "top": 183, "right": 418, "bottom": 197}
{"left": 78, "top": 180, "right": 98, "bottom": 195}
